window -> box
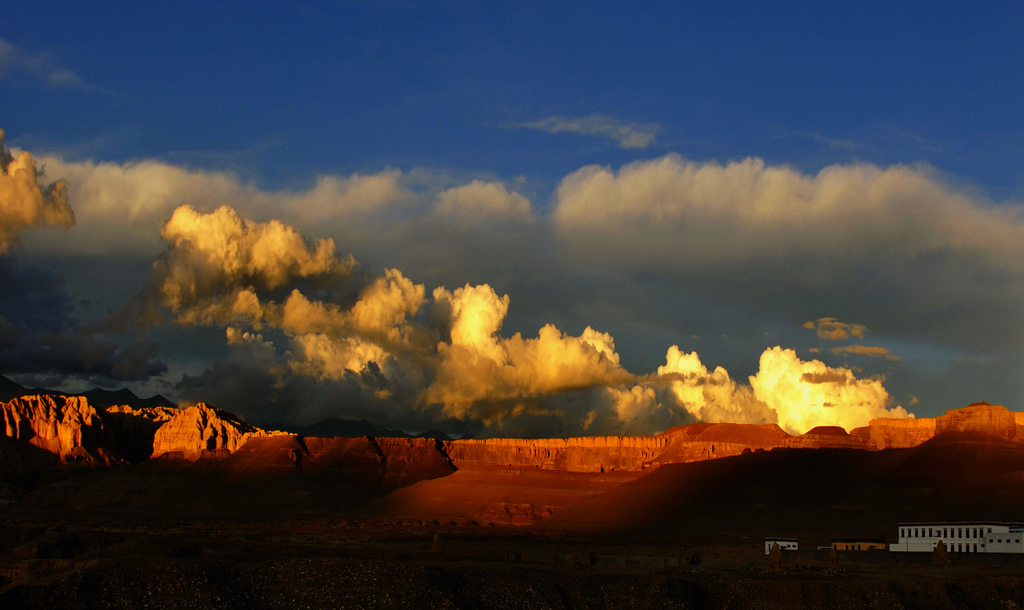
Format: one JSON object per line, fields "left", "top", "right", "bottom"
{"left": 988, "top": 528, "right": 993, "bottom": 533}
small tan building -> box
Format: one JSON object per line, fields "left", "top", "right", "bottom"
{"left": 832, "top": 538, "right": 886, "bottom": 551}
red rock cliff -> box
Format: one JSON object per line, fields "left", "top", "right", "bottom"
{"left": 443, "top": 435, "right": 671, "bottom": 472}
{"left": 1, "top": 395, "right": 114, "bottom": 464}
{"left": 853, "top": 402, "right": 1019, "bottom": 449}
{"left": 150, "top": 403, "right": 268, "bottom": 460}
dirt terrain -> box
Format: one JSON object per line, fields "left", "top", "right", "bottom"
{"left": 4, "top": 512, "right": 1024, "bottom": 609}
{"left": 6, "top": 394, "right": 1024, "bottom": 607}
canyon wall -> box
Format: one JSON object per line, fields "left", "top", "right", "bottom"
{"left": 5, "top": 393, "right": 1024, "bottom": 475}
{"left": 443, "top": 435, "right": 671, "bottom": 472}
{"left": 150, "top": 403, "right": 270, "bottom": 461}
{"left": 2, "top": 395, "right": 115, "bottom": 465}
{"left": 853, "top": 402, "right": 1014, "bottom": 449}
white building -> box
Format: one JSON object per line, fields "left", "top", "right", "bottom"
{"left": 764, "top": 537, "right": 798, "bottom": 555}
{"left": 889, "top": 522, "right": 1024, "bottom": 553}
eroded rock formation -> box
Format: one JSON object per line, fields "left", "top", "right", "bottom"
{"left": 2, "top": 395, "right": 113, "bottom": 465}
{"left": 5, "top": 392, "right": 1024, "bottom": 478}
{"left": 150, "top": 403, "right": 269, "bottom": 460}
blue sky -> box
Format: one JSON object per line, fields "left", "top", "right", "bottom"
{"left": 2, "top": 2, "right": 1024, "bottom": 436}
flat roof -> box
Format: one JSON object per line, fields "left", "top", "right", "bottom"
{"left": 898, "top": 521, "right": 1024, "bottom": 527}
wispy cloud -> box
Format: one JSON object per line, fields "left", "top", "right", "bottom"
{"left": 0, "top": 39, "right": 104, "bottom": 93}
{"left": 803, "top": 317, "right": 867, "bottom": 341}
{"left": 830, "top": 345, "right": 900, "bottom": 361}
{"left": 519, "top": 114, "right": 659, "bottom": 149}
{"left": 779, "top": 129, "right": 863, "bottom": 151}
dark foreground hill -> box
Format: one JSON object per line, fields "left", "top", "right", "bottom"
{"left": 539, "top": 431, "right": 1024, "bottom": 539}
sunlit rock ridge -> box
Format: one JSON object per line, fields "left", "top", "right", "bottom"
{"left": 1, "top": 394, "right": 1018, "bottom": 473}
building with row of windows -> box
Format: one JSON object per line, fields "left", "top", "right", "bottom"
{"left": 765, "top": 523, "right": 1024, "bottom": 555}
{"left": 889, "top": 522, "right": 1024, "bottom": 553}
{"left": 763, "top": 537, "right": 798, "bottom": 555}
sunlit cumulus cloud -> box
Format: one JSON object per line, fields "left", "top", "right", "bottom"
{"left": 0, "top": 130, "right": 74, "bottom": 254}
{"left": 654, "top": 346, "right": 771, "bottom": 425}
{"left": 749, "top": 347, "right": 909, "bottom": 434}
{"left": 519, "top": 114, "right": 659, "bottom": 149}
{"left": 423, "top": 283, "right": 633, "bottom": 423}
{"left": 135, "top": 203, "right": 908, "bottom": 436}
{"left": 639, "top": 346, "right": 907, "bottom": 435}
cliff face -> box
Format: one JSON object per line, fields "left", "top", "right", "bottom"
{"left": 443, "top": 435, "right": 670, "bottom": 472}
{"left": 2, "top": 395, "right": 113, "bottom": 465}
{"left": 936, "top": 402, "right": 1017, "bottom": 438}
{"left": 649, "top": 423, "right": 792, "bottom": 464}
{"left": 1, "top": 395, "right": 185, "bottom": 465}
{"left": 150, "top": 403, "right": 269, "bottom": 460}
{"left": 5, "top": 392, "right": 1024, "bottom": 476}
{"left": 853, "top": 402, "right": 1018, "bottom": 450}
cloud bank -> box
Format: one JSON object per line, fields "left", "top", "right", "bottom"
{"left": 553, "top": 154, "right": 1024, "bottom": 269}
{"left": 24, "top": 139, "right": 1024, "bottom": 433}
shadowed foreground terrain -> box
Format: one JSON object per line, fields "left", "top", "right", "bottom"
{"left": 5, "top": 392, "right": 1024, "bottom": 607}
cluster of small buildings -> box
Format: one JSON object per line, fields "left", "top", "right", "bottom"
{"left": 765, "top": 521, "right": 1024, "bottom": 555}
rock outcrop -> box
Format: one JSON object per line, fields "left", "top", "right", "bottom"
{"left": 650, "top": 422, "right": 792, "bottom": 465}
{"left": 150, "top": 403, "right": 268, "bottom": 460}
{"left": 1, "top": 395, "right": 114, "bottom": 465}
{"left": 786, "top": 426, "right": 866, "bottom": 449}
{"left": 853, "top": 402, "right": 1017, "bottom": 449}
{"left": 6, "top": 390, "right": 1024, "bottom": 477}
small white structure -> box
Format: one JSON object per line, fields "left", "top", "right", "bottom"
{"left": 764, "top": 537, "right": 798, "bottom": 555}
{"left": 889, "top": 522, "right": 1024, "bottom": 554}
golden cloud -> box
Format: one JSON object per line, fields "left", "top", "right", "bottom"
{"left": 0, "top": 130, "right": 74, "bottom": 253}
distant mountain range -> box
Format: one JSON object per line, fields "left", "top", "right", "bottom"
{"left": 0, "top": 375, "right": 175, "bottom": 410}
